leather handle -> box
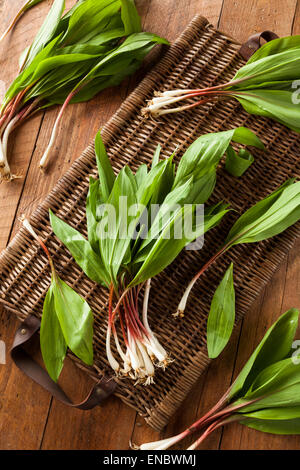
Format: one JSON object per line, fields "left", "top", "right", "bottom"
{"left": 10, "top": 314, "right": 116, "bottom": 409}
{"left": 239, "top": 30, "right": 279, "bottom": 60}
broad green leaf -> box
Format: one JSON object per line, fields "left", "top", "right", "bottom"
{"left": 62, "top": 0, "right": 121, "bottom": 45}
{"left": 86, "top": 177, "right": 102, "bottom": 253}
{"left": 40, "top": 282, "right": 67, "bottom": 382}
{"left": 233, "top": 48, "right": 300, "bottom": 85}
{"left": 130, "top": 204, "right": 220, "bottom": 286}
{"left": 138, "top": 177, "right": 194, "bottom": 253}
{"left": 135, "top": 164, "right": 148, "bottom": 186}
{"left": 95, "top": 131, "right": 115, "bottom": 201}
{"left": 151, "top": 144, "right": 161, "bottom": 168}
{"left": 23, "top": 0, "right": 65, "bottom": 68}
{"left": 98, "top": 166, "right": 137, "bottom": 284}
{"left": 241, "top": 406, "right": 300, "bottom": 421}
{"left": 207, "top": 263, "right": 235, "bottom": 359}
{"left": 120, "top": 0, "right": 142, "bottom": 34}
{"left": 224, "top": 179, "right": 294, "bottom": 244}
{"left": 173, "top": 127, "right": 264, "bottom": 191}
{"left": 149, "top": 155, "right": 175, "bottom": 206}
{"left": 238, "top": 357, "right": 300, "bottom": 412}
{"left": 240, "top": 416, "right": 300, "bottom": 435}
{"left": 225, "top": 146, "right": 254, "bottom": 177}
{"left": 224, "top": 37, "right": 300, "bottom": 133}
{"left": 225, "top": 181, "right": 300, "bottom": 246}
{"left": 76, "top": 32, "right": 169, "bottom": 86}
{"left": 49, "top": 209, "right": 110, "bottom": 286}
{"left": 229, "top": 308, "right": 299, "bottom": 400}
{"left": 246, "top": 35, "right": 300, "bottom": 64}
{"left": 52, "top": 275, "right": 94, "bottom": 365}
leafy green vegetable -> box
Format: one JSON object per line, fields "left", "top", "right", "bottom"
{"left": 21, "top": 217, "right": 94, "bottom": 382}
{"left": 176, "top": 180, "right": 300, "bottom": 317}
{"left": 229, "top": 308, "right": 299, "bottom": 400}
{"left": 51, "top": 275, "right": 93, "bottom": 366}
{"left": 40, "top": 282, "right": 67, "bottom": 382}
{"left": 225, "top": 146, "right": 254, "bottom": 177}
{"left": 50, "top": 127, "right": 258, "bottom": 383}
{"left": 137, "top": 309, "right": 300, "bottom": 450}
{"left": 0, "top": 0, "right": 169, "bottom": 181}
{"left": 0, "top": 0, "right": 46, "bottom": 45}
{"left": 120, "top": 0, "right": 142, "bottom": 34}
{"left": 207, "top": 263, "right": 235, "bottom": 359}
{"left": 145, "top": 35, "right": 300, "bottom": 133}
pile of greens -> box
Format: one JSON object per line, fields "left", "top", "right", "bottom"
{"left": 136, "top": 308, "right": 300, "bottom": 450}
{"left": 176, "top": 178, "right": 300, "bottom": 358}
{"left": 144, "top": 35, "right": 300, "bottom": 134}
{"left": 0, "top": 0, "right": 168, "bottom": 182}
{"left": 23, "top": 126, "right": 263, "bottom": 384}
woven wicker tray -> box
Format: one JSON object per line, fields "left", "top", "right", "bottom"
{"left": 0, "top": 15, "right": 299, "bottom": 431}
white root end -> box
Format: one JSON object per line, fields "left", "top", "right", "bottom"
{"left": 106, "top": 324, "right": 120, "bottom": 373}
{"left": 106, "top": 278, "right": 172, "bottom": 384}
{"left": 20, "top": 216, "right": 41, "bottom": 241}
{"left": 143, "top": 89, "right": 201, "bottom": 117}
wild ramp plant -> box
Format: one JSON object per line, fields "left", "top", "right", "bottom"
{"left": 0, "top": 1, "right": 46, "bottom": 44}
{"left": 134, "top": 308, "right": 300, "bottom": 450}
{"left": 0, "top": 0, "right": 168, "bottom": 182}
{"left": 143, "top": 35, "right": 300, "bottom": 134}
{"left": 23, "top": 126, "right": 263, "bottom": 385}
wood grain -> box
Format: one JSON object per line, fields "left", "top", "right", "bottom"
{"left": 0, "top": 0, "right": 299, "bottom": 450}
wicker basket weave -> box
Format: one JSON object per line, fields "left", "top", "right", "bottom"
{"left": 0, "top": 15, "right": 299, "bottom": 431}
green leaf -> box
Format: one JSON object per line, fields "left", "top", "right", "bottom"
{"left": 62, "top": 0, "right": 121, "bottom": 46}
{"left": 246, "top": 35, "right": 300, "bottom": 64}
{"left": 241, "top": 406, "right": 300, "bottom": 421}
{"left": 225, "top": 146, "right": 254, "bottom": 177}
{"left": 98, "top": 166, "right": 137, "bottom": 284}
{"left": 120, "top": 0, "right": 142, "bottom": 34}
{"left": 207, "top": 263, "right": 235, "bottom": 359}
{"left": 229, "top": 308, "right": 299, "bottom": 400}
{"left": 40, "top": 282, "right": 67, "bottom": 382}
{"left": 52, "top": 275, "right": 94, "bottom": 365}
{"left": 76, "top": 32, "right": 169, "bottom": 86}
{"left": 233, "top": 48, "right": 300, "bottom": 85}
{"left": 173, "top": 127, "right": 264, "bottom": 203}
{"left": 225, "top": 180, "right": 300, "bottom": 246}
{"left": 49, "top": 209, "right": 110, "bottom": 286}
{"left": 130, "top": 203, "right": 223, "bottom": 286}
{"left": 94, "top": 131, "right": 115, "bottom": 201}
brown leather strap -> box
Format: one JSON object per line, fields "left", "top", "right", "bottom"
{"left": 239, "top": 31, "right": 279, "bottom": 60}
{"left": 10, "top": 314, "right": 116, "bottom": 409}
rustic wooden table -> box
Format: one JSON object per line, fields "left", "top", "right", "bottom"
{"left": 0, "top": 0, "right": 299, "bottom": 450}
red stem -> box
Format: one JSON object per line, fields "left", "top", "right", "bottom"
{"left": 190, "top": 243, "right": 230, "bottom": 285}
